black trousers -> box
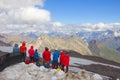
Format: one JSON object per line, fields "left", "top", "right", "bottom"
{"left": 20, "top": 53, "right": 26, "bottom": 61}
{"left": 30, "top": 57, "right": 34, "bottom": 62}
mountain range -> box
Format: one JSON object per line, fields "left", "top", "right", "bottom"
{"left": 33, "top": 35, "right": 92, "bottom": 55}
{"left": 19, "top": 29, "right": 120, "bottom": 52}
{"left": 0, "top": 32, "right": 120, "bottom": 63}
{"left": 0, "top": 33, "right": 91, "bottom": 55}
{"left": 76, "top": 30, "right": 120, "bottom": 51}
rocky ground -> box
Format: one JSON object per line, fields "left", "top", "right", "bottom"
{"left": 68, "top": 51, "right": 120, "bottom": 80}
{"left": 71, "top": 63, "right": 120, "bottom": 79}
{"left": 0, "top": 52, "right": 22, "bottom": 71}
{"left": 68, "top": 50, "right": 120, "bottom": 67}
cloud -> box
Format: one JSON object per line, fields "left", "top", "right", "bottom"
{"left": 17, "top": 7, "right": 51, "bottom": 24}
{"left": 79, "top": 23, "right": 115, "bottom": 31}
{"left": 0, "top": 7, "right": 51, "bottom": 24}
{"left": 0, "top": 0, "right": 51, "bottom": 26}
{"left": 0, "top": 0, "right": 52, "bottom": 34}
{"left": 51, "top": 22, "right": 64, "bottom": 27}
{"left": 0, "top": 0, "right": 44, "bottom": 11}
{"left": 0, "top": 22, "right": 120, "bottom": 35}
{"left": 60, "top": 23, "right": 120, "bottom": 33}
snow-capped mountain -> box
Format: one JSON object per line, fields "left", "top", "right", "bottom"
{"left": 75, "top": 30, "right": 114, "bottom": 42}
{"left": 18, "top": 28, "right": 120, "bottom": 52}
{"left": 49, "top": 29, "right": 120, "bottom": 52}
{"left": 75, "top": 29, "right": 120, "bottom": 52}
{"left": 20, "top": 32, "right": 39, "bottom": 38}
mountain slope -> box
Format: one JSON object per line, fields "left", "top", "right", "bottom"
{"left": 88, "top": 40, "right": 120, "bottom": 63}
{"left": 0, "top": 33, "right": 35, "bottom": 43}
{"left": 33, "top": 35, "right": 92, "bottom": 55}
{"left": 100, "top": 36, "right": 120, "bottom": 52}
{"left": 0, "top": 33, "right": 35, "bottom": 47}
{"left": 0, "top": 40, "right": 10, "bottom": 46}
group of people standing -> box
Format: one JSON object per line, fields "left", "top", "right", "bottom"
{"left": 13, "top": 42, "right": 70, "bottom": 73}
{"left": 13, "top": 42, "right": 39, "bottom": 64}
{"left": 42, "top": 47, "right": 70, "bottom": 73}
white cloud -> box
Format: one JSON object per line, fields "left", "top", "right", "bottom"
{"left": 0, "top": 0, "right": 51, "bottom": 28}
{"left": 0, "top": 22, "right": 120, "bottom": 34}
{"left": 0, "top": 0, "right": 44, "bottom": 10}
{"left": 18, "top": 7, "right": 51, "bottom": 24}
{"left": 0, "top": 7, "right": 51, "bottom": 24}
{"left": 78, "top": 23, "right": 118, "bottom": 31}
{"left": 52, "top": 22, "right": 64, "bottom": 27}
{"left": 0, "top": 0, "right": 52, "bottom": 34}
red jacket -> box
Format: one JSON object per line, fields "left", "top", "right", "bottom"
{"left": 42, "top": 50, "right": 51, "bottom": 61}
{"left": 60, "top": 51, "right": 65, "bottom": 63}
{"left": 28, "top": 46, "right": 34, "bottom": 57}
{"left": 62, "top": 54, "right": 70, "bottom": 66}
{"left": 20, "top": 42, "right": 26, "bottom": 54}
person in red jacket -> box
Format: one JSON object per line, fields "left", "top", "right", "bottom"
{"left": 20, "top": 42, "right": 27, "bottom": 61}
{"left": 62, "top": 52, "right": 70, "bottom": 73}
{"left": 42, "top": 47, "right": 51, "bottom": 68}
{"left": 28, "top": 46, "right": 35, "bottom": 63}
{"left": 59, "top": 51, "right": 65, "bottom": 68}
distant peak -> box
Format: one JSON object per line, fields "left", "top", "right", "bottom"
{"left": 38, "top": 34, "right": 50, "bottom": 40}
{"left": 89, "top": 40, "right": 98, "bottom": 44}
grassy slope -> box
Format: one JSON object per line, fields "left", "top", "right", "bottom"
{"left": 97, "top": 43, "right": 120, "bottom": 63}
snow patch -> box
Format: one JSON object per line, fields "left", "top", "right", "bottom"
{"left": 114, "top": 31, "right": 120, "bottom": 37}
{"left": 0, "top": 62, "right": 105, "bottom": 80}
{"left": 0, "top": 62, "right": 65, "bottom": 80}
{"left": 91, "top": 74, "right": 103, "bottom": 80}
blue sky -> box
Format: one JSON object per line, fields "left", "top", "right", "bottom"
{"left": 44, "top": 0, "right": 120, "bottom": 24}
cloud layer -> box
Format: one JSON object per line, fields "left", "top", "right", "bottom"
{"left": 0, "top": 7, "right": 51, "bottom": 24}
{"left": 1, "top": 22, "right": 120, "bottom": 35}
{"left": 0, "top": 0, "right": 44, "bottom": 10}
{"left": 0, "top": 0, "right": 51, "bottom": 32}
{"left": 0, "top": 0, "right": 51, "bottom": 24}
